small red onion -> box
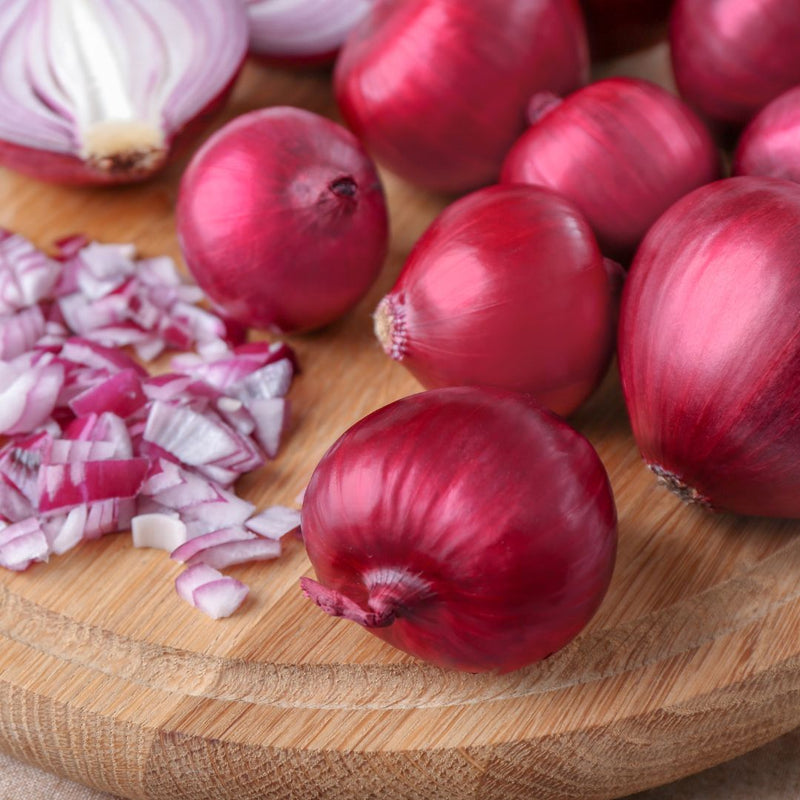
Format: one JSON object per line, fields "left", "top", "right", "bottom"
{"left": 374, "top": 184, "right": 619, "bottom": 417}
{"left": 734, "top": 87, "right": 800, "bottom": 184}
{"left": 300, "top": 386, "right": 617, "bottom": 673}
{"left": 579, "top": 0, "right": 671, "bottom": 59}
{"left": 244, "top": 0, "right": 372, "bottom": 65}
{"left": 619, "top": 177, "right": 800, "bottom": 517}
{"left": 334, "top": 0, "right": 589, "bottom": 193}
{"left": 0, "top": 0, "right": 248, "bottom": 185}
{"left": 669, "top": 0, "right": 800, "bottom": 129}
{"left": 501, "top": 78, "right": 720, "bottom": 262}
{"left": 177, "top": 107, "right": 389, "bottom": 334}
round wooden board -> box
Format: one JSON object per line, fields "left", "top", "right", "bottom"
{"left": 2, "top": 46, "right": 800, "bottom": 800}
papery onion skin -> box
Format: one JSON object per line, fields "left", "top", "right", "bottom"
{"left": 374, "top": 184, "right": 618, "bottom": 417}
{"left": 334, "top": 0, "right": 589, "bottom": 193}
{"left": 300, "top": 386, "right": 617, "bottom": 673}
{"left": 0, "top": 0, "right": 248, "bottom": 185}
{"left": 177, "top": 106, "right": 389, "bottom": 334}
{"left": 580, "top": 0, "right": 671, "bottom": 59}
{"left": 734, "top": 87, "right": 800, "bottom": 184}
{"left": 501, "top": 78, "right": 721, "bottom": 263}
{"left": 244, "top": 0, "right": 373, "bottom": 67}
{"left": 618, "top": 177, "right": 800, "bottom": 518}
{"left": 669, "top": 0, "right": 800, "bottom": 130}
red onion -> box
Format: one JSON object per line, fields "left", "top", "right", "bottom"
{"left": 300, "top": 386, "right": 617, "bottom": 673}
{"left": 501, "top": 78, "right": 720, "bottom": 262}
{"left": 175, "top": 563, "right": 249, "bottom": 619}
{"left": 244, "top": 0, "right": 372, "bottom": 66}
{"left": 580, "top": 0, "right": 671, "bottom": 59}
{"left": 0, "top": 0, "right": 248, "bottom": 185}
{"left": 734, "top": 87, "right": 800, "bottom": 184}
{"left": 374, "top": 184, "right": 619, "bottom": 417}
{"left": 177, "top": 106, "right": 389, "bottom": 334}
{"left": 333, "top": 0, "right": 589, "bottom": 193}
{"left": 670, "top": 0, "right": 800, "bottom": 130}
{"left": 619, "top": 176, "right": 800, "bottom": 518}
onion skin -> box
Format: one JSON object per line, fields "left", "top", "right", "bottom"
{"left": 580, "top": 0, "right": 671, "bottom": 59}
{"left": 176, "top": 106, "right": 389, "bottom": 334}
{"left": 334, "top": 0, "right": 589, "bottom": 193}
{"left": 374, "top": 184, "right": 619, "bottom": 417}
{"left": 670, "top": 0, "right": 800, "bottom": 130}
{"left": 618, "top": 177, "right": 800, "bottom": 518}
{"left": 501, "top": 78, "right": 720, "bottom": 263}
{"left": 300, "top": 387, "right": 617, "bottom": 673}
{"left": 734, "top": 87, "right": 800, "bottom": 184}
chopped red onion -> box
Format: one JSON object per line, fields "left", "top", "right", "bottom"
{"left": 0, "top": 229, "right": 298, "bottom": 618}
{"left": 0, "top": 231, "right": 61, "bottom": 312}
{"left": 183, "top": 537, "right": 281, "bottom": 570}
{"left": 0, "top": 517, "right": 49, "bottom": 570}
{"left": 0, "top": 356, "right": 64, "bottom": 435}
{"left": 245, "top": 506, "right": 301, "bottom": 540}
{"left": 0, "top": 305, "right": 46, "bottom": 360}
{"left": 170, "top": 526, "right": 256, "bottom": 564}
{"left": 131, "top": 513, "right": 187, "bottom": 552}
{"left": 175, "top": 563, "right": 248, "bottom": 619}
{"left": 68, "top": 368, "right": 147, "bottom": 418}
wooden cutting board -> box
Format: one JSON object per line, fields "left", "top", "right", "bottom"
{"left": 2, "top": 46, "right": 800, "bottom": 800}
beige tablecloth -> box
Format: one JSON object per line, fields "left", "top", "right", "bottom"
{"left": 3, "top": 727, "right": 800, "bottom": 800}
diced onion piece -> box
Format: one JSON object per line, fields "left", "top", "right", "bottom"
{"left": 0, "top": 358, "right": 64, "bottom": 435}
{"left": 245, "top": 506, "right": 300, "bottom": 540}
{"left": 0, "top": 231, "right": 61, "bottom": 313}
{"left": 131, "top": 513, "right": 187, "bottom": 552}
{"left": 193, "top": 578, "right": 249, "bottom": 619}
{"left": 183, "top": 537, "right": 281, "bottom": 569}
{"left": 45, "top": 504, "right": 88, "bottom": 555}
{"left": 0, "top": 517, "right": 49, "bottom": 570}
{"left": 0, "top": 304, "right": 46, "bottom": 360}
{"left": 249, "top": 397, "right": 289, "bottom": 458}
{"left": 170, "top": 526, "right": 255, "bottom": 563}
{"left": 68, "top": 367, "right": 147, "bottom": 417}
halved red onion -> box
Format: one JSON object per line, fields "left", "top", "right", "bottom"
{"left": 0, "top": 0, "right": 248, "bottom": 184}
{"left": 245, "top": 0, "right": 372, "bottom": 65}
{"left": 175, "top": 563, "right": 248, "bottom": 619}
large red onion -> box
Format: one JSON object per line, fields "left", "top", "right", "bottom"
{"left": 374, "top": 184, "right": 619, "bottom": 417}
{"left": 177, "top": 106, "right": 389, "bottom": 334}
{"left": 501, "top": 78, "right": 720, "bottom": 262}
{"left": 669, "top": 0, "right": 800, "bottom": 130}
{"left": 618, "top": 177, "right": 800, "bottom": 518}
{"left": 300, "top": 386, "right": 617, "bottom": 673}
{"left": 334, "top": 0, "right": 589, "bottom": 193}
{"left": 580, "top": 0, "right": 671, "bottom": 59}
{"left": 0, "top": 0, "right": 247, "bottom": 185}
{"left": 734, "top": 87, "right": 800, "bottom": 184}
{"left": 244, "top": 0, "right": 372, "bottom": 66}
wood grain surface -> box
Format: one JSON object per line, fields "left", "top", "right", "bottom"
{"left": 2, "top": 45, "right": 800, "bottom": 800}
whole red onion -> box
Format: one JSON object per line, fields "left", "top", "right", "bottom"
{"left": 501, "top": 78, "right": 720, "bottom": 262}
{"left": 176, "top": 107, "right": 389, "bottom": 334}
{"left": 580, "top": 0, "right": 671, "bottom": 59}
{"left": 374, "top": 184, "right": 619, "bottom": 417}
{"left": 0, "top": 0, "right": 248, "bottom": 185}
{"left": 300, "top": 386, "right": 618, "bottom": 673}
{"left": 734, "top": 87, "right": 800, "bottom": 184}
{"left": 670, "top": 0, "right": 800, "bottom": 129}
{"left": 619, "top": 176, "right": 800, "bottom": 518}
{"left": 334, "top": 0, "right": 589, "bottom": 193}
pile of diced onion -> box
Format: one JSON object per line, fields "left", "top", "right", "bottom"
{"left": 0, "top": 230, "right": 300, "bottom": 619}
